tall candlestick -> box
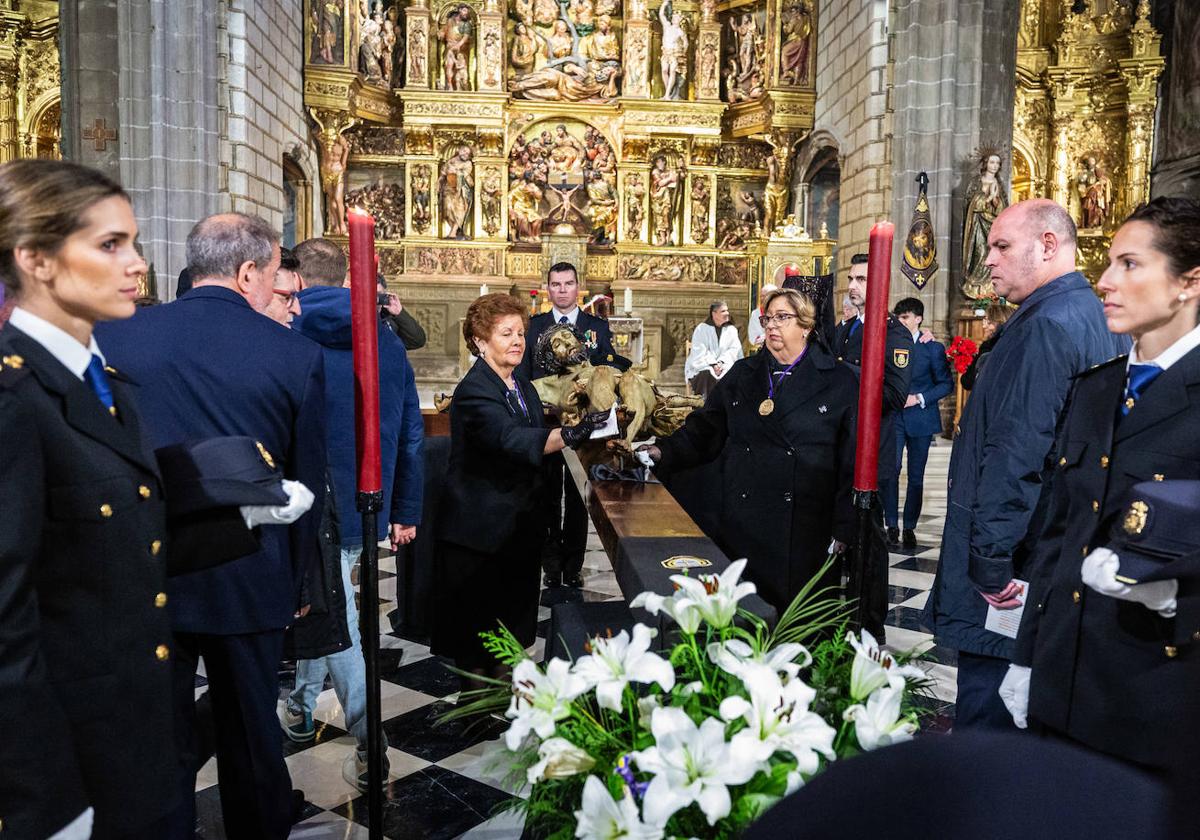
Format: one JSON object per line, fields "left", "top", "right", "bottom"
{"left": 348, "top": 208, "right": 382, "bottom": 494}
{"left": 624, "top": 286, "right": 633, "bottom": 314}
{"left": 853, "top": 221, "right": 894, "bottom": 492}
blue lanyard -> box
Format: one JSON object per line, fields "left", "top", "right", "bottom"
{"left": 508, "top": 384, "right": 530, "bottom": 419}
{"left": 767, "top": 348, "right": 807, "bottom": 402}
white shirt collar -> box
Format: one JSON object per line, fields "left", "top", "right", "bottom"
{"left": 1128, "top": 323, "right": 1200, "bottom": 372}
{"left": 8, "top": 306, "right": 104, "bottom": 380}
{"left": 552, "top": 306, "right": 579, "bottom": 325}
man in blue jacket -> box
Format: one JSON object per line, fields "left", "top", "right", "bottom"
{"left": 285, "top": 237, "right": 424, "bottom": 791}
{"left": 924, "top": 199, "right": 1129, "bottom": 729}
{"left": 883, "top": 297, "right": 952, "bottom": 550}
{"left": 97, "top": 213, "right": 327, "bottom": 837}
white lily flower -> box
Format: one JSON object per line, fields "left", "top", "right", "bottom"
{"left": 637, "top": 695, "right": 661, "bottom": 730}
{"left": 527, "top": 737, "right": 597, "bottom": 784}
{"left": 707, "top": 638, "right": 811, "bottom": 681}
{"left": 630, "top": 590, "right": 703, "bottom": 634}
{"left": 679, "top": 680, "right": 704, "bottom": 697}
{"left": 846, "top": 629, "right": 924, "bottom": 701}
{"left": 843, "top": 682, "right": 917, "bottom": 751}
{"left": 633, "top": 707, "right": 760, "bottom": 826}
{"left": 505, "top": 658, "right": 588, "bottom": 750}
{"left": 720, "top": 663, "right": 836, "bottom": 776}
{"left": 572, "top": 625, "right": 677, "bottom": 712}
{"left": 575, "top": 775, "right": 665, "bottom": 840}
{"left": 669, "top": 559, "right": 758, "bottom": 630}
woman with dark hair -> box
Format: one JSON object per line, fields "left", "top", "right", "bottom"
{"left": 641, "top": 288, "right": 858, "bottom": 612}
{"left": 432, "top": 293, "right": 596, "bottom": 682}
{"left": 0, "top": 159, "right": 180, "bottom": 837}
{"left": 960, "top": 300, "right": 1014, "bottom": 392}
{"left": 1003, "top": 197, "right": 1200, "bottom": 818}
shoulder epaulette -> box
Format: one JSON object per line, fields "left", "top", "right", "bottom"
{"left": 1073, "top": 354, "right": 1128, "bottom": 380}
{"left": 0, "top": 354, "right": 31, "bottom": 389}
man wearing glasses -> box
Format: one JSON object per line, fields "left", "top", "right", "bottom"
{"left": 832, "top": 252, "right": 913, "bottom": 638}
{"left": 265, "top": 247, "right": 302, "bottom": 327}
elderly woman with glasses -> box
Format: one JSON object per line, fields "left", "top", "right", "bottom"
{"left": 641, "top": 288, "right": 859, "bottom": 612}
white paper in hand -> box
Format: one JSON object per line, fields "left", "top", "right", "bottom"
{"left": 589, "top": 405, "right": 620, "bottom": 440}
{"left": 983, "top": 578, "right": 1029, "bottom": 639}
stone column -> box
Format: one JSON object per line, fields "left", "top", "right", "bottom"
{"left": 405, "top": 5, "right": 431, "bottom": 89}
{"left": 59, "top": 0, "right": 121, "bottom": 176}
{"left": 888, "top": 0, "right": 1020, "bottom": 334}
{"left": 0, "top": 65, "right": 18, "bottom": 163}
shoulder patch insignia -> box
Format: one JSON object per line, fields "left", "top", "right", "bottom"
{"left": 893, "top": 348, "right": 910, "bottom": 369}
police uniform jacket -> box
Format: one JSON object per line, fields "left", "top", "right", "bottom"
{"left": 1013, "top": 345, "right": 1200, "bottom": 772}
{"left": 0, "top": 325, "right": 178, "bottom": 838}
{"left": 832, "top": 313, "right": 913, "bottom": 481}
{"left": 521, "top": 308, "right": 632, "bottom": 380}
{"left": 896, "top": 335, "right": 952, "bottom": 438}
{"left": 655, "top": 344, "right": 858, "bottom": 611}
{"left": 924, "top": 272, "right": 1129, "bottom": 658}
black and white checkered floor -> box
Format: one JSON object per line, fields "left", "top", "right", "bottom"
{"left": 192, "top": 443, "right": 955, "bottom": 838}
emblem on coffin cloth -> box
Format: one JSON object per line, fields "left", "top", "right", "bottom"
{"left": 661, "top": 555, "right": 714, "bottom": 569}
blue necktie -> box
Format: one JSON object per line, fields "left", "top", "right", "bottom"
{"left": 83, "top": 354, "right": 115, "bottom": 415}
{"left": 559, "top": 315, "right": 569, "bottom": 325}
{"left": 1122, "top": 363, "right": 1162, "bottom": 415}
{"left": 849, "top": 318, "right": 862, "bottom": 336}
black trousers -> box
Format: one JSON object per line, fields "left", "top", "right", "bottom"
{"left": 170, "top": 629, "right": 295, "bottom": 840}
{"left": 847, "top": 498, "right": 890, "bottom": 640}
{"left": 541, "top": 452, "right": 587, "bottom": 576}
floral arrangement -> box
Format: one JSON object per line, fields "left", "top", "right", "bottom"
{"left": 946, "top": 336, "right": 979, "bottom": 376}
{"left": 449, "top": 560, "right": 929, "bottom": 839}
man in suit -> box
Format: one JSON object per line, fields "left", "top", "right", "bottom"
{"left": 96, "top": 213, "right": 327, "bottom": 838}
{"left": 883, "top": 297, "right": 952, "bottom": 549}
{"left": 832, "top": 253, "right": 913, "bottom": 638}
{"left": 924, "top": 199, "right": 1127, "bottom": 730}
{"left": 520, "top": 261, "right": 630, "bottom": 588}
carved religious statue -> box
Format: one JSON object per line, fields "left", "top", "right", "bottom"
{"left": 411, "top": 164, "right": 432, "bottom": 234}
{"left": 650, "top": 154, "right": 683, "bottom": 245}
{"left": 779, "top": 1, "right": 812, "bottom": 86}
{"left": 1078, "top": 156, "right": 1112, "bottom": 230}
{"left": 586, "top": 170, "right": 618, "bottom": 244}
{"left": 725, "top": 12, "right": 764, "bottom": 101}
{"left": 625, "top": 172, "right": 646, "bottom": 240}
{"left": 762, "top": 146, "right": 791, "bottom": 236}
{"left": 358, "top": 3, "right": 386, "bottom": 85}
{"left": 408, "top": 22, "right": 427, "bottom": 84}
{"left": 690, "top": 177, "right": 711, "bottom": 243}
{"left": 481, "top": 167, "right": 504, "bottom": 236}
{"left": 582, "top": 15, "right": 622, "bottom": 97}
{"left": 961, "top": 151, "right": 1008, "bottom": 301}
{"left": 659, "top": 1, "right": 689, "bottom": 100}
{"left": 439, "top": 145, "right": 476, "bottom": 239}
{"left": 317, "top": 124, "right": 352, "bottom": 235}
{"left": 438, "top": 4, "right": 474, "bottom": 91}
{"left": 509, "top": 22, "right": 546, "bottom": 78}
{"left": 509, "top": 172, "right": 546, "bottom": 242}
{"left": 311, "top": 0, "right": 344, "bottom": 64}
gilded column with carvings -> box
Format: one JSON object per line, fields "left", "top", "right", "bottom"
{"left": 1118, "top": 0, "right": 1163, "bottom": 217}
{"left": 0, "top": 14, "right": 21, "bottom": 164}
{"left": 695, "top": 0, "right": 720, "bottom": 102}
{"left": 405, "top": 3, "right": 432, "bottom": 89}
{"left": 621, "top": 0, "right": 652, "bottom": 99}
{"left": 476, "top": 0, "right": 505, "bottom": 93}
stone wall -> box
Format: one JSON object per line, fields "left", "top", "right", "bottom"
{"left": 814, "top": 0, "right": 893, "bottom": 275}
{"left": 220, "top": 0, "right": 318, "bottom": 235}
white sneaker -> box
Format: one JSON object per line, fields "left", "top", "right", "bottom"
{"left": 342, "top": 747, "right": 390, "bottom": 793}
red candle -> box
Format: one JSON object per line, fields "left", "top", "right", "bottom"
{"left": 349, "top": 208, "right": 382, "bottom": 493}
{"left": 853, "top": 220, "right": 895, "bottom": 492}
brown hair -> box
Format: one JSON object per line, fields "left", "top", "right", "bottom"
{"left": 463, "top": 292, "right": 529, "bottom": 357}
{"left": 293, "top": 237, "right": 349, "bottom": 286}
{"left": 985, "top": 301, "right": 1013, "bottom": 327}
{"left": 761, "top": 287, "right": 817, "bottom": 330}
{"left": 0, "top": 159, "right": 128, "bottom": 297}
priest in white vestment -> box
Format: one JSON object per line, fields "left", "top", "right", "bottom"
{"left": 684, "top": 299, "right": 744, "bottom": 396}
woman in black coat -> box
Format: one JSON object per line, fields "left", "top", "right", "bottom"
{"left": 0, "top": 160, "right": 179, "bottom": 838}
{"left": 432, "top": 293, "right": 594, "bottom": 681}
{"left": 642, "top": 287, "right": 858, "bottom": 612}
{"left": 1005, "top": 197, "right": 1200, "bottom": 821}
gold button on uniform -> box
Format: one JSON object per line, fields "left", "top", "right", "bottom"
{"left": 1165, "top": 645, "right": 1178, "bottom": 658}
{"left": 1073, "top": 590, "right": 1081, "bottom": 604}
{"left": 150, "top": 539, "right": 162, "bottom": 556}
{"left": 155, "top": 592, "right": 168, "bottom": 608}
{"left": 1092, "top": 500, "right": 1100, "bottom": 512}
{"left": 1058, "top": 457, "right": 1067, "bottom": 467}
{"left": 1154, "top": 474, "right": 1165, "bottom": 482}
{"left": 99, "top": 503, "right": 113, "bottom": 518}
{"left": 138, "top": 485, "right": 151, "bottom": 499}
{"left": 155, "top": 644, "right": 170, "bottom": 661}
{"left": 1082, "top": 545, "right": 1089, "bottom": 556}
{"left": 1125, "top": 397, "right": 1136, "bottom": 410}
{"left": 1100, "top": 455, "right": 1110, "bottom": 468}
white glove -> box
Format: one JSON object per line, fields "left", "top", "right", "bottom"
{"left": 240, "top": 480, "right": 315, "bottom": 529}
{"left": 49, "top": 807, "right": 94, "bottom": 840}
{"left": 998, "top": 664, "right": 1031, "bottom": 729}
{"left": 1080, "top": 547, "right": 1178, "bottom": 618}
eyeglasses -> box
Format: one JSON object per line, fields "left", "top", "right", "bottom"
{"left": 759, "top": 313, "right": 798, "bottom": 328}
{"left": 272, "top": 289, "right": 296, "bottom": 304}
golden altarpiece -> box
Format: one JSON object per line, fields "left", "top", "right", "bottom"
{"left": 1009, "top": 0, "right": 1162, "bottom": 283}
{"left": 0, "top": 1, "right": 61, "bottom": 163}
{"left": 304, "top": 0, "right": 832, "bottom": 389}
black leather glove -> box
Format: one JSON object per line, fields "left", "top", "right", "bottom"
{"left": 560, "top": 415, "right": 597, "bottom": 449}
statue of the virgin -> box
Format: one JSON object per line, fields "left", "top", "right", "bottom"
{"left": 961, "top": 150, "right": 1008, "bottom": 301}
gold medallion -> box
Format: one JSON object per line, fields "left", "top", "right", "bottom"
{"left": 758, "top": 398, "right": 775, "bottom": 416}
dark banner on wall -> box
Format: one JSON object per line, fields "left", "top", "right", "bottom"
{"left": 900, "top": 172, "right": 938, "bottom": 290}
